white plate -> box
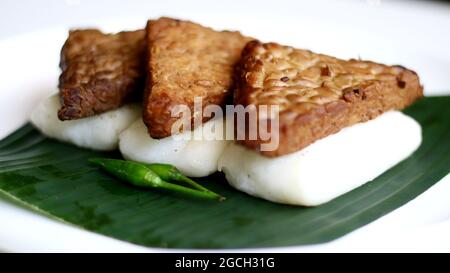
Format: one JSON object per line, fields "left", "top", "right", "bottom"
{"left": 0, "top": 0, "right": 449, "bottom": 252}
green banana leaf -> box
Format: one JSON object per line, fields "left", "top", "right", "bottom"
{"left": 0, "top": 96, "right": 449, "bottom": 249}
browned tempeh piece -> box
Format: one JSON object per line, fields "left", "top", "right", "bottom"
{"left": 234, "top": 40, "right": 423, "bottom": 157}
{"left": 143, "top": 17, "right": 252, "bottom": 138}
{"left": 58, "top": 29, "right": 146, "bottom": 120}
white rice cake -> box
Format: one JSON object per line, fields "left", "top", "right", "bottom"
{"left": 218, "top": 111, "right": 422, "bottom": 206}
{"left": 119, "top": 117, "right": 230, "bottom": 177}
{"left": 30, "top": 94, "right": 140, "bottom": 151}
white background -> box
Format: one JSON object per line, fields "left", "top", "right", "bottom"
{"left": 0, "top": 0, "right": 449, "bottom": 252}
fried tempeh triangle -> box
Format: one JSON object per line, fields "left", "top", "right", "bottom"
{"left": 144, "top": 17, "right": 252, "bottom": 138}
{"left": 58, "top": 29, "right": 146, "bottom": 120}
{"left": 234, "top": 41, "right": 423, "bottom": 157}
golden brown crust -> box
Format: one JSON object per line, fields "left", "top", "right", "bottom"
{"left": 143, "top": 17, "right": 251, "bottom": 138}
{"left": 235, "top": 40, "right": 423, "bottom": 157}
{"left": 58, "top": 29, "right": 146, "bottom": 120}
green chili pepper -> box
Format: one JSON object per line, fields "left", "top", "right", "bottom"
{"left": 89, "top": 158, "right": 225, "bottom": 201}
{"left": 143, "top": 163, "right": 213, "bottom": 193}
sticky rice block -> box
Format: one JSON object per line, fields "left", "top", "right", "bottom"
{"left": 119, "top": 117, "right": 231, "bottom": 177}
{"left": 218, "top": 111, "right": 422, "bottom": 206}
{"left": 30, "top": 94, "right": 140, "bottom": 151}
